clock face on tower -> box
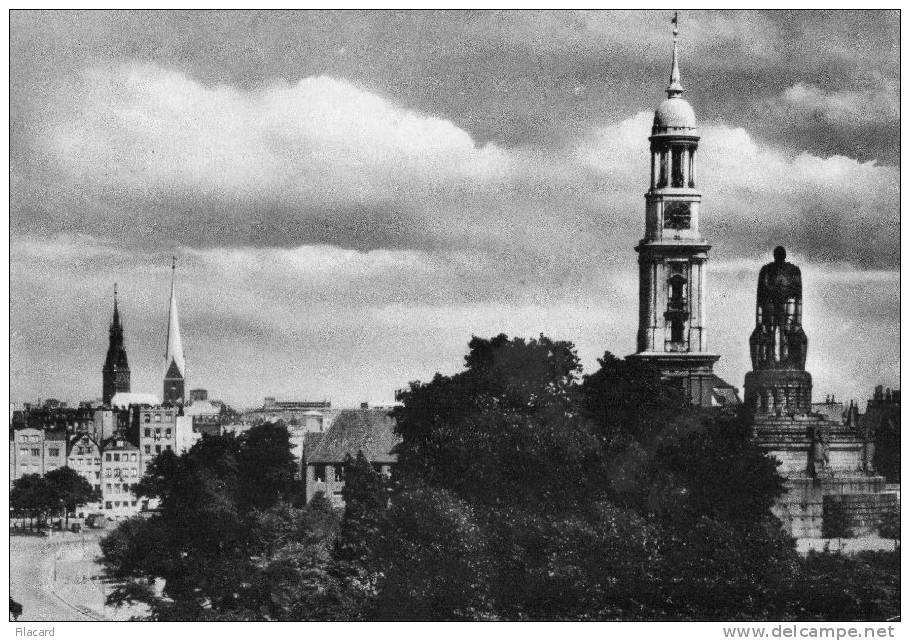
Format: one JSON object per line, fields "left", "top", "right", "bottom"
{"left": 664, "top": 202, "right": 691, "bottom": 230}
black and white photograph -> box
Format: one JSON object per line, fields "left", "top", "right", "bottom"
{"left": 7, "top": 7, "right": 901, "bottom": 630}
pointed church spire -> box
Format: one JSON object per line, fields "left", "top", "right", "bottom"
{"left": 667, "top": 11, "right": 684, "bottom": 98}
{"left": 112, "top": 283, "right": 120, "bottom": 328}
{"left": 163, "top": 256, "right": 186, "bottom": 405}
{"left": 165, "top": 257, "right": 185, "bottom": 376}
{"left": 103, "top": 282, "right": 130, "bottom": 405}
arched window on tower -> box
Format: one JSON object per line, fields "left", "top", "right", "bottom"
{"left": 658, "top": 150, "right": 668, "bottom": 188}
{"left": 688, "top": 148, "right": 696, "bottom": 188}
{"left": 667, "top": 275, "right": 687, "bottom": 313}
{"left": 670, "top": 318, "right": 685, "bottom": 343}
{"left": 666, "top": 274, "right": 689, "bottom": 348}
{"left": 671, "top": 147, "right": 684, "bottom": 187}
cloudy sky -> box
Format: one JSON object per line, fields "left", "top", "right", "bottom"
{"left": 10, "top": 10, "right": 899, "bottom": 409}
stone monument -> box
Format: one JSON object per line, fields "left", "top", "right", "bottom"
{"left": 743, "top": 248, "right": 895, "bottom": 537}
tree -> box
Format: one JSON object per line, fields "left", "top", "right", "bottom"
{"left": 795, "top": 551, "right": 900, "bottom": 621}
{"left": 237, "top": 422, "right": 298, "bottom": 511}
{"left": 328, "top": 452, "right": 389, "bottom": 620}
{"left": 382, "top": 336, "right": 796, "bottom": 620}
{"left": 10, "top": 474, "right": 57, "bottom": 528}
{"left": 375, "top": 482, "right": 494, "bottom": 621}
{"left": 45, "top": 466, "right": 100, "bottom": 528}
{"left": 878, "top": 507, "right": 900, "bottom": 551}
{"left": 822, "top": 500, "right": 852, "bottom": 548}
{"left": 102, "top": 427, "right": 335, "bottom": 621}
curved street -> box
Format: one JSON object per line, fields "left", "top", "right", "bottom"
{"left": 10, "top": 532, "right": 97, "bottom": 621}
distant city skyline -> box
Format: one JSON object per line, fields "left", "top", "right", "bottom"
{"left": 10, "top": 10, "right": 899, "bottom": 409}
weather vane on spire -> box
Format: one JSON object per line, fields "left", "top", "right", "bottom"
{"left": 672, "top": 10, "right": 679, "bottom": 38}
{"left": 171, "top": 255, "right": 177, "bottom": 270}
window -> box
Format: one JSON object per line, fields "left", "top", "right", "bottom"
{"left": 105, "top": 453, "right": 112, "bottom": 461}
{"left": 94, "top": 472, "right": 100, "bottom": 479}
{"left": 131, "top": 469, "right": 138, "bottom": 477}
{"left": 105, "top": 502, "right": 112, "bottom": 509}
{"left": 114, "top": 501, "right": 120, "bottom": 507}
{"left": 334, "top": 464, "right": 345, "bottom": 482}
{"left": 671, "top": 318, "right": 685, "bottom": 343}
{"left": 144, "top": 428, "right": 151, "bottom": 437}
{"left": 132, "top": 501, "right": 138, "bottom": 507}
{"left": 671, "top": 147, "right": 684, "bottom": 187}
{"left": 105, "top": 469, "right": 111, "bottom": 477}
{"left": 144, "top": 445, "right": 151, "bottom": 454}
{"left": 106, "top": 483, "right": 112, "bottom": 491}
{"left": 165, "top": 428, "right": 172, "bottom": 437}
{"left": 165, "top": 444, "right": 172, "bottom": 451}
{"left": 77, "top": 446, "right": 84, "bottom": 455}
{"left": 94, "top": 484, "right": 101, "bottom": 492}
{"left": 19, "top": 448, "right": 28, "bottom": 457}
{"left": 31, "top": 448, "right": 40, "bottom": 457}
{"left": 130, "top": 453, "right": 137, "bottom": 462}
{"left": 95, "top": 458, "right": 101, "bottom": 465}
{"left": 49, "top": 448, "right": 59, "bottom": 457}
{"left": 77, "top": 458, "right": 83, "bottom": 466}
{"left": 113, "top": 453, "right": 120, "bottom": 462}
{"left": 155, "top": 445, "right": 161, "bottom": 454}
{"left": 144, "top": 415, "right": 150, "bottom": 423}
{"left": 154, "top": 414, "right": 161, "bottom": 422}
{"left": 314, "top": 464, "right": 326, "bottom": 483}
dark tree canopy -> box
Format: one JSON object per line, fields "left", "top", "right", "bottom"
{"left": 95, "top": 334, "right": 894, "bottom": 621}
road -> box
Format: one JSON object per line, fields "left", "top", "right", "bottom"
{"left": 10, "top": 532, "right": 97, "bottom": 621}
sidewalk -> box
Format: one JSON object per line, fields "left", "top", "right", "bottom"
{"left": 47, "top": 530, "right": 149, "bottom": 621}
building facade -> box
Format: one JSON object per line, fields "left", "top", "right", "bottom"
{"left": 131, "top": 406, "right": 180, "bottom": 468}
{"left": 304, "top": 408, "right": 399, "bottom": 506}
{"left": 66, "top": 433, "right": 103, "bottom": 514}
{"left": 101, "top": 436, "right": 144, "bottom": 517}
{"left": 9, "top": 427, "right": 67, "bottom": 486}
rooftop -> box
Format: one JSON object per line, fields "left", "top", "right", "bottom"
{"left": 306, "top": 408, "right": 400, "bottom": 464}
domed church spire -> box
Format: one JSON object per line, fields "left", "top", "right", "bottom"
{"left": 667, "top": 11, "right": 684, "bottom": 97}
{"left": 630, "top": 11, "right": 723, "bottom": 408}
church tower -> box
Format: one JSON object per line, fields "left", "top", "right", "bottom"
{"left": 163, "top": 258, "right": 186, "bottom": 405}
{"left": 102, "top": 285, "right": 131, "bottom": 405}
{"left": 629, "top": 15, "right": 720, "bottom": 406}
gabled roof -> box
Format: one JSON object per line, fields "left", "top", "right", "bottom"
{"left": 67, "top": 432, "right": 101, "bottom": 455}
{"left": 306, "top": 409, "right": 400, "bottom": 465}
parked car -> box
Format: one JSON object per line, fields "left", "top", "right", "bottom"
{"left": 85, "top": 513, "right": 107, "bottom": 529}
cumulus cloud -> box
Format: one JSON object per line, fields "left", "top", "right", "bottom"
{"left": 16, "top": 62, "right": 899, "bottom": 271}
{"left": 50, "top": 66, "right": 511, "bottom": 196}
{"left": 772, "top": 82, "right": 899, "bottom": 126}
{"left": 578, "top": 111, "right": 899, "bottom": 267}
